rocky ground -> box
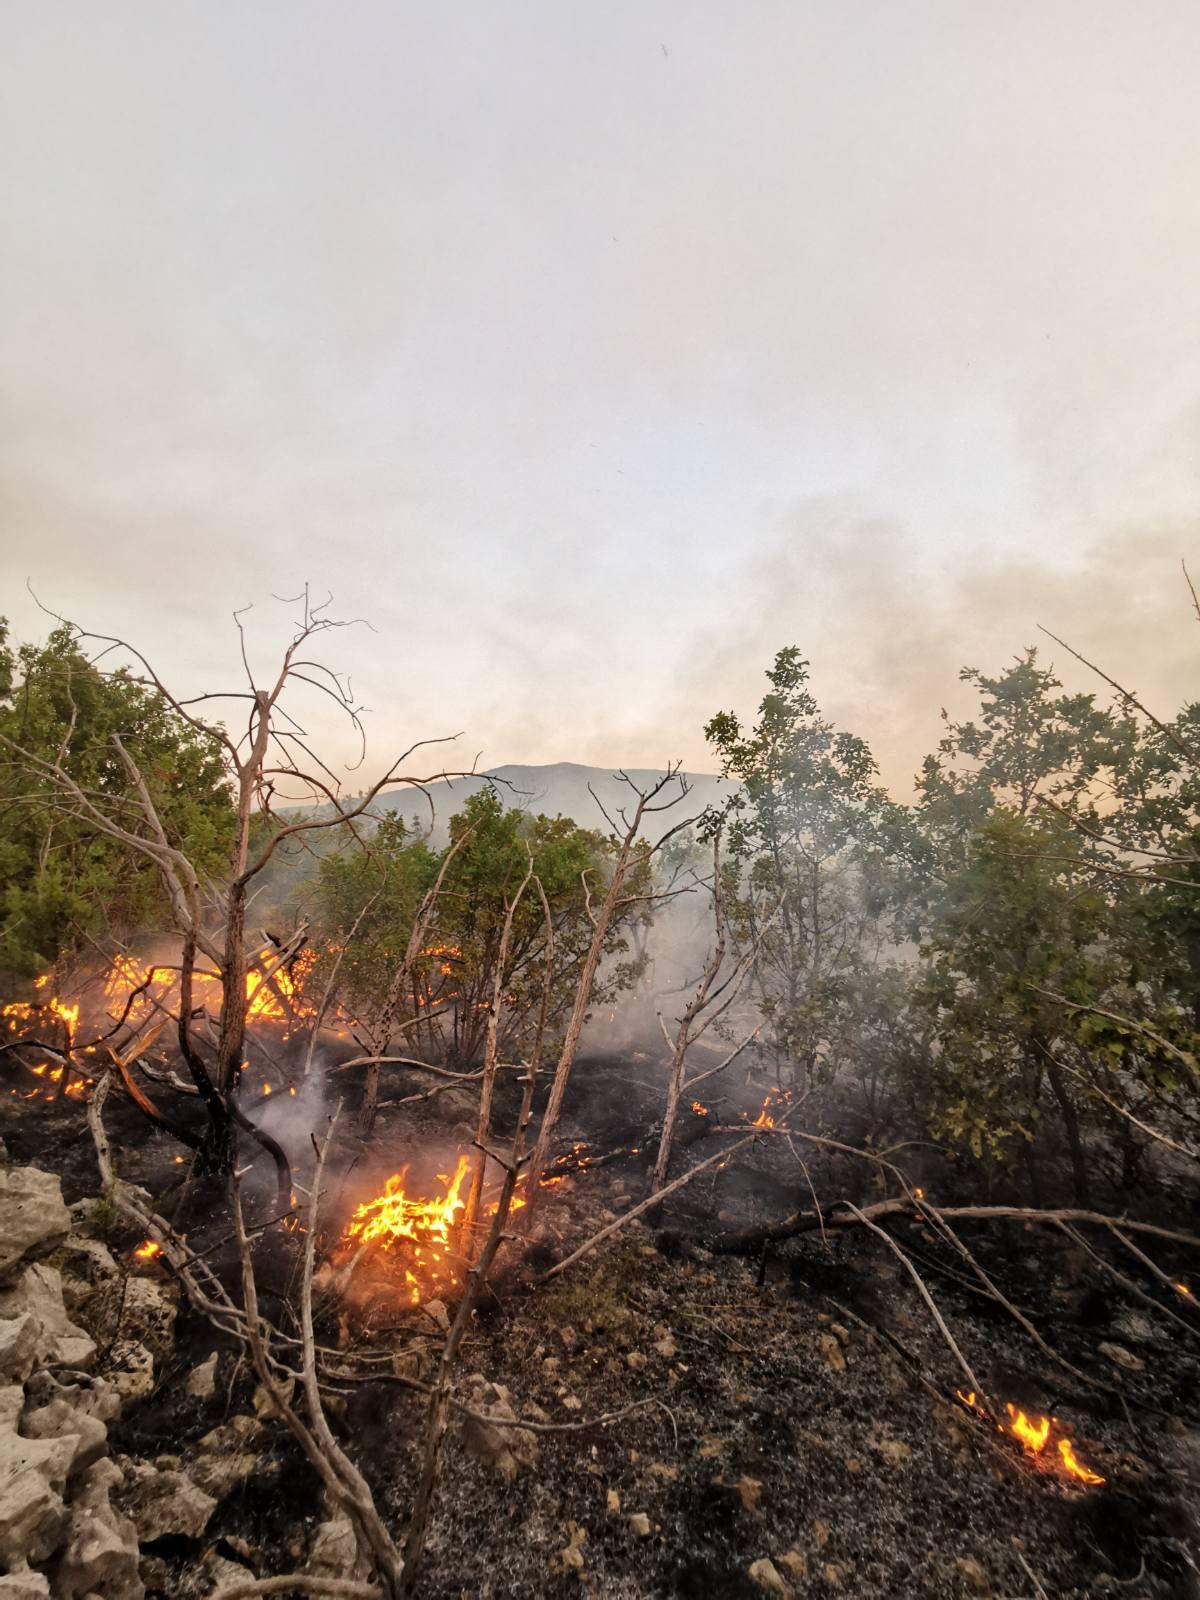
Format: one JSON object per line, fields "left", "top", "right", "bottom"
{"left": 1, "top": 1066, "right": 1198, "bottom": 1599}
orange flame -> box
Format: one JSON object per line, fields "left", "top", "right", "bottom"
{"left": 344, "top": 1155, "right": 471, "bottom": 1306}
{"left": 133, "top": 1240, "right": 162, "bottom": 1262}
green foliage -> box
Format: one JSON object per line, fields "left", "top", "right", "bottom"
{"left": 314, "top": 787, "right": 651, "bottom": 1064}
{"left": 705, "top": 648, "right": 900, "bottom": 1080}
{"left": 0, "top": 618, "right": 235, "bottom": 979}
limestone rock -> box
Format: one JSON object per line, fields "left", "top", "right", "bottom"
{"left": 0, "top": 1387, "right": 23, "bottom": 1432}
{"left": 0, "top": 1266, "right": 96, "bottom": 1370}
{"left": 0, "top": 1569, "right": 52, "bottom": 1598}
{"left": 117, "top": 1280, "right": 177, "bottom": 1357}
{"left": 184, "top": 1353, "right": 219, "bottom": 1402}
{"left": 1099, "top": 1341, "right": 1144, "bottom": 1372}
{"left": 102, "top": 1342, "right": 155, "bottom": 1405}
{"left": 954, "top": 1556, "right": 992, "bottom": 1595}
{"left": 57, "top": 1238, "right": 120, "bottom": 1318}
{"left": 53, "top": 1457, "right": 143, "bottom": 1600}
{"left": 119, "top": 1464, "right": 216, "bottom": 1542}
{"left": 817, "top": 1332, "right": 846, "bottom": 1372}
{"left": 0, "top": 1316, "right": 40, "bottom": 1385}
{"left": 628, "top": 1512, "right": 651, "bottom": 1538}
{"left": 458, "top": 1376, "right": 538, "bottom": 1483}
{"left": 0, "top": 1169, "right": 71, "bottom": 1286}
{"left": 749, "top": 1557, "right": 791, "bottom": 1595}
{"left": 0, "top": 1430, "right": 74, "bottom": 1567}
{"left": 190, "top": 1416, "right": 269, "bottom": 1500}
{"left": 305, "top": 1515, "right": 366, "bottom": 1579}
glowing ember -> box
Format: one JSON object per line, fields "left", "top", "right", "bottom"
{"left": 691, "top": 1100, "right": 710, "bottom": 1116}
{"left": 1176, "top": 1282, "right": 1192, "bottom": 1297}
{"left": 133, "top": 1240, "right": 162, "bottom": 1262}
{"left": 262, "top": 1082, "right": 272, "bottom": 1096}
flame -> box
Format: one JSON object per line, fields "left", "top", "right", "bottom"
{"left": 262, "top": 1082, "right": 272, "bottom": 1096}
{"left": 344, "top": 1155, "right": 471, "bottom": 1305}
{"left": 1006, "top": 1404, "right": 1051, "bottom": 1454}
{"left": 691, "top": 1100, "right": 710, "bottom": 1116}
{"left": 133, "top": 1240, "right": 162, "bottom": 1261}
{"left": 1176, "top": 1282, "right": 1192, "bottom": 1297}
{"left": 1057, "top": 1437, "right": 1105, "bottom": 1485}
{"left": 956, "top": 1393, "right": 1103, "bottom": 1484}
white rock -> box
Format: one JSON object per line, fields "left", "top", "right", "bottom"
{"left": 749, "top": 1556, "right": 791, "bottom": 1595}
{"left": 53, "top": 1457, "right": 143, "bottom": 1600}
{"left": 184, "top": 1352, "right": 219, "bottom": 1402}
{"left": 0, "top": 1568, "right": 52, "bottom": 1597}
{"left": 0, "top": 1170, "right": 71, "bottom": 1286}
{"left": 0, "top": 1317, "right": 40, "bottom": 1385}
{"left": 102, "top": 1342, "right": 154, "bottom": 1404}
{"left": 119, "top": 1464, "right": 216, "bottom": 1542}
{"left": 457, "top": 1375, "right": 538, "bottom": 1483}
{"left": 0, "top": 1266, "right": 96, "bottom": 1370}
{"left": 117, "top": 1280, "right": 176, "bottom": 1355}
{"left": 305, "top": 1515, "right": 368, "bottom": 1581}
{"left": 0, "top": 1429, "right": 73, "bottom": 1567}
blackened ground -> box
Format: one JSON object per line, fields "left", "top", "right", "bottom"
{"left": 2, "top": 1050, "right": 1199, "bottom": 1598}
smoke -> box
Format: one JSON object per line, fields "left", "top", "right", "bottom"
{"left": 633, "top": 509, "right": 1200, "bottom": 796}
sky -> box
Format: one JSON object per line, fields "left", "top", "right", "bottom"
{"left": 2, "top": 2, "right": 1198, "bottom": 795}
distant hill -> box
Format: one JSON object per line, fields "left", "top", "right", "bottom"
{"left": 375, "top": 762, "right": 736, "bottom": 839}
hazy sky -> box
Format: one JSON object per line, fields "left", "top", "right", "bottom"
{"left": 2, "top": 3, "right": 1198, "bottom": 793}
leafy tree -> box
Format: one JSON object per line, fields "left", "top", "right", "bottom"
{"left": 705, "top": 647, "right": 897, "bottom": 1081}
{"left": 0, "top": 619, "right": 235, "bottom": 980}
{"left": 314, "top": 788, "right": 651, "bottom": 1066}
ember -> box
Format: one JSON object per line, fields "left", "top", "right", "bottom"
{"left": 133, "top": 1240, "right": 162, "bottom": 1262}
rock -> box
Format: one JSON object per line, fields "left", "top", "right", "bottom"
{"left": 252, "top": 1377, "right": 294, "bottom": 1418}
{"left": 184, "top": 1353, "right": 219, "bottom": 1402}
{"left": 190, "top": 1417, "right": 268, "bottom": 1500}
{"left": 0, "top": 1169, "right": 71, "bottom": 1286}
{"left": 53, "top": 1457, "right": 143, "bottom": 1600}
{"left": 0, "top": 1266, "right": 96, "bottom": 1370}
{"left": 557, "top": 1324, "right": 577, "bottom": 1352}
{"left": 812, "top": 1519, "right": 830, "bottom": 1549}
{"left": 0, "top": 1388, "right": 22, "bottom": 1431}
{"left": 779, "top": 1551, "right": 807, "bottom": 1581}
{"left": 120, "top": 1464, "right": 216, "bottom": 1542}
{"left": 103, "top": 1342, "right": 155, "bottom": 1404}
{"left": 628, "top": 1512, "right": 651, "bottom": 1538}
{"left": 606, "top": 1488, "right": 620, "bottom": 1513}
{"left": 829, "top": 1322, "right": 851, "bottom": 1347}
{"left": 0, "top": 1316, "right": 40, "bottom": 1384}
{"left": 869, "top": 1427, "right": 912, "bottom": 1466}
{"left": 823, "top": 1563, "right": 847, "bottom": 1586}
{"left": 200, "top": 1553, "right": 253, "bottom": 1595}
{"left": 57, "top": 1239, "right": 120, "bottom": 1318}
{"left": 1111, "top": 1308, "right": 1156, "bottom": 1344}
{"left": 21, "top": 1392, "right": 108, "bottom": 1474}
{"left": 557, "top": 1521, "right": 587, "bottom": 1571}
{"left": 954, "top": 1556, "right": 992, "bottom": 1595}
{"left": 421, "top": 1299, "right": 450, "bottom": 1333}
{"left": 736, "top": 1476, "right": 763, "bottom": 1512}
{"left": 748, "top": 1557, "right": 790, "bottom": 1595}
{"left": 817, "top": 1333, "right": 846, "bottom": 1372}
{"left": 0, "top": 1570, "right": 52, "bottom": 1598}
{"left": 653, "top": 1327, "right": 677, "bottom": 1359}
{"left": 458, "top": 1376, "right": 538, "bottom": 1483}
{"left": 306, "top": 1515, "right": 368, "bottom": 1582}
{"left": 1099, "top": 1342, "right": 1145, "bottom": 1372}
{"left": 0, "top": 1430, "right": 73, "bottom": 1566}
{"left": 625, "top": 1352, "right": 647, "bottom": 1371}
{"left": 117, "top": 1280, "right": 176, "bottom": 1357}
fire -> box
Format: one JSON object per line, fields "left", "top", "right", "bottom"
{"left": 750, "top": 1087, "right": 792, "bottom": 1129}
{"left": 691, "top": 1100, "right": 710, "bottom": 1116}
{"left": 344, "top": 1155, "right": 471, "bottom": 1305}
{"left": 956, "top": 1393, "right": 1104, "bottom": 1485}
{"left": 133, "top": 1240, "right": 162, "bottom": 1262}
{"left": 1057, "top": 1437, "right": 1104, "bottom": 1485}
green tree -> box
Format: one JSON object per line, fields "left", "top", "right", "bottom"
{"left": 705, "top": 647, "right": 897, "bottom": 1082}
{"left": 0, "top": 619, "right": 235, "bottom": 981}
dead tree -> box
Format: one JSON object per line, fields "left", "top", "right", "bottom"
{"left": 651, "top": 826, "right": 767, "bottom": 1191}
{"left": 522, "top": 765, "right": 697, "bottom": 1208}
{"left": 0, "top": 590, "right": 476, "bottom": 1200}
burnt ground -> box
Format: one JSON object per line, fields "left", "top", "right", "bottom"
{"left": 3, "top": 1048, "right": 1199, "bottom": 1599}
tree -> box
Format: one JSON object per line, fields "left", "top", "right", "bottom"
{"left": 0, "top": 618, "right": 234, "bottom": 980}
{"left": 704, "top": 647, "right": 895, "bottom": 1083}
